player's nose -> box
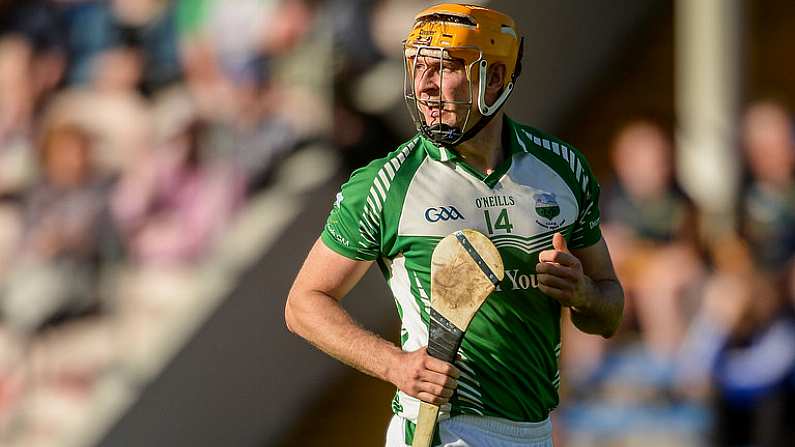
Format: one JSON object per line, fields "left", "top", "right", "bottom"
{"left": 416, "top": 68, "right": 439, "bottom": 96}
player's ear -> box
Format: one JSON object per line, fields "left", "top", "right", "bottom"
{"left": 484, "top": 63, "right": 506, "bottom": 106}
{"left": 487, "top": 63, "right": 506, "bottom": 93}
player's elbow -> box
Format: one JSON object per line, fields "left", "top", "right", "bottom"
{"left": 599, "top": 319, "right": 620, "bottom": 339}
{"left": 284, "top": 301, "right": 293, "bottom": 333}
{"left": 596, "top": 309, "right": 622, "bottom": 339}
{"left": 600, "top": 290, "right": 624, "bottom": 338}
{"left": 284, "top": 292, "right": 299, "bottom": 334}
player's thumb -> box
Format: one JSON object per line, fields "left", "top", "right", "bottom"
{"left": 552, "top": 232, "right": 569, "bottom": 253}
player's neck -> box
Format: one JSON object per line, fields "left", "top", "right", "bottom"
{"left": 455, "top": 112, "right": 504, "bottom": 175}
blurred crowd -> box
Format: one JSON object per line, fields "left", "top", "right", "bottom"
{"left": 0, "top": 0, "right": 326, "bottom": 444}
{"left": 559, "top": 101, "right": 795, "bottom": 447}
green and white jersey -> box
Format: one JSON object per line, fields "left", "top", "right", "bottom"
{"left": 321, "top": 116, "right": 602, "bottom": 424}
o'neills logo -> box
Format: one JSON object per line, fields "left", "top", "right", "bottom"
{"left": 534, "top": 192, "right": 565, "bottom": 229}
{"left": 475, "top": 195, "right": 515, "bottom": 208}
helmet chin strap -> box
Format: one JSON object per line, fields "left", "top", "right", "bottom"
{"left": 427, "top": 100, "right": 501, "bottom": 148}
{"left": 422, "top": 123, "right": 463, "bottom": 144}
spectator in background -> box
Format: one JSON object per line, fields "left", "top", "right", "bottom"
{"left": 0, "top": 36, "right": 37, "bottom": 199}
{"left": 603, "top": 120, "right": 704, "bottom": 357}
{"left": 677, "top": 239, "right": 795, "bottom": 447}
{"left": 1, "top": 124, "right": 117, "bottom": 333}
{"left": 0, "top": 33, "right": 63, "bottom": 199}
{"left": 0, "top": 1, "right": 328, "bottom": 442}
{"left": 224, "top": 54, "right": 302, "bottom": 192}
{"left": 563, "top": 120, "right": 704, "bottom": 384}
{"left": 109, "top": 0, "right": 182, "bottom": 93}
{"left": 0, "top": 0, "right": 64, "bottom": 63}
{"left": 45, "top": 42, "right": 153, "bottom": 177}
{"left": 331, "top": 0, "right": 410, "bottom": 170}
{"left": 112, "top": 118, "right": 244, "bottom": 266}
{"left": 56, "top": 0, "right": 181, "bottom": 91}
{"left": 740, "top": 100, "right": 795, "bottom": 273}
{"left": 177, "top": 0, "right": 289, "bottom": 120}
{"left": 176, "top": 0, "right": 317, "bottom": 191}
{"left": 679, "top": 100, "right": 795, "bottom": 447}
{"left": 675, "top": 101, "right": 795, "bottom": 446}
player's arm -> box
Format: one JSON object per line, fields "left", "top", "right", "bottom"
{"left": 569, "top": 237, "right": 624, "bottom": 337}
{"left": 285, "top": 238, "right": 459, "bottom": 405}
{"left": 537, "top": 234, "right": 624, "bottom": 338}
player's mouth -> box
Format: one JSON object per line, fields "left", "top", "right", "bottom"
{"left": 418, "top": 100, "right": 462, "bottom": 126}
{"left": 418, "top": 102, "right": 439, "bottom": 119}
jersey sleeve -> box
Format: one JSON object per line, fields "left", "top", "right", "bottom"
{"left": 569, "top": 156, "right": 602, "bottom": 249}
{"left": 320, "top": 163, "right": 383, "bottom": 261}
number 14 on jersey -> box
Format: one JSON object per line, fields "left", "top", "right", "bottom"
{"left": 484, "top": 208, "right": 513, "bottom": 234}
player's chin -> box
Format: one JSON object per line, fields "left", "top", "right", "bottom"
{"left": 424, "top": 113, "right": 461, "bottom": 129}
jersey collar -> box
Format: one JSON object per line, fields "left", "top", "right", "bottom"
{"left": 420, "top": 135, "right": 460, "bottom": 162}
{"left": 419, "top": 115, "right": 523, "bottom": 188}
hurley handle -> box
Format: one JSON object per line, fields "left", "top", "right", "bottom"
{"left": 413, "top": 401, "right": 441, "bottom": 447}
{"left": 413, "top": 230, "right": 504, "bottom": 447}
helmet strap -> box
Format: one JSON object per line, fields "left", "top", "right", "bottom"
{"left": 447, "top": 37, "right": 524, "bottom": 147}
{"left": 451, "top": 105, "right": 498, "bottom": 147}
{"left": 422, "top": 123, "right": 463, "bottom": 144}
{"left": 477, "top": 60, "right": 514, "bottom": 116}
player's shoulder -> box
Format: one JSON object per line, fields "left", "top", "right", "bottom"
{"left": 339, "top": 135, "right": 426, "bottom": 203}
{"left": 507, "top": 116, "right": 589, "bottom": 163}
{"left": 347, "top": 135, "right": 425, "bottom": 182}
{"left": 507, "top": 116, "right": 599, "bottom": 198}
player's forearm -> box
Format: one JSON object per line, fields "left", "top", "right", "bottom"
{"left": 571, "top": 277, "right": 624, "bottom": 337}
{"left": 285, "top": 289, "right": 403, "bottom": 383}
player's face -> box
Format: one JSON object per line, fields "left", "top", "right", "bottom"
{"left": 412, "top": 55, "right": 470, "bottom": 129}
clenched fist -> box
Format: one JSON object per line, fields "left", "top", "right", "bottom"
{"left": 389, "top": 347, "right": 460, "bottom": 405}
{"left": 536, "top": 232, "right": 591, "bottom": 308}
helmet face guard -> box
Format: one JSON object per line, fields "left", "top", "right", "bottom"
{"left": 403, "top": 45, "right": 481, "bottom": 146}
{"left": 402, "top": 4, "right": 522, "bottom": 147}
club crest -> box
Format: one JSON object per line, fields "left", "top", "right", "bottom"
{"left": 534, "top": 192, "right": 565, "bottom": 229}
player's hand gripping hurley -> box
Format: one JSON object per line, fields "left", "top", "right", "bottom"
{"left": 413, "top": 229, "right": 504, "bottom": 447}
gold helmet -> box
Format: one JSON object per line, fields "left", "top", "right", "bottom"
{"left": 403, "top": 3, "right": 523, "bottom": 146}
